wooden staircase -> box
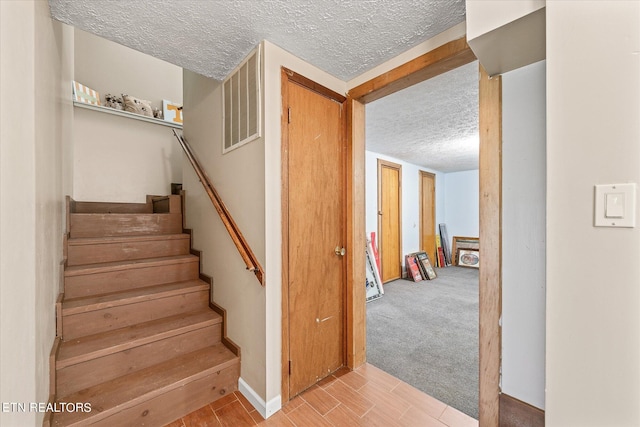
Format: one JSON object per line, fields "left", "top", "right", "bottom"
{"left": 45, "top": 195, "right": 240, "bottom": 426}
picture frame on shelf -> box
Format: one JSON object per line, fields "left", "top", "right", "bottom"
{"left": 72, "top": 81, "right": 100, "bottom": 106}
{"left": 163, "top": 99, "right": 183, "bottom": 124}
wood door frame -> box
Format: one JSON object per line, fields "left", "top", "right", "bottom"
{"left": 281, "top": 67, "right": 348, "bottom": 404}
{"left": 377, "top": 159, "right": 402, "bottom": 282}
{"left": 346, "top": 37, "right": 502, "bottom": 426}
{"left": 419, "top": 170, "right": 436, "bottom": 264}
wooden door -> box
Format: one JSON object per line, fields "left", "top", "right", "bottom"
{"left": 378, "top": 160, "right": 402, "bottom": 283}
{"left": 284, "top": 74, "right": 346, "bottom": 397}
{"left": 420, "top": 171, "right": 437, "bottom": 267}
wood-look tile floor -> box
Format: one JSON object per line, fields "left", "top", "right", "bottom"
{"left": 165, "top": 363, "right": 478, "bottom": 427}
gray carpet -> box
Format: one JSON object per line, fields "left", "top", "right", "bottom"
{"left": 366, "top": 266, "right": 479, "bottom": 419}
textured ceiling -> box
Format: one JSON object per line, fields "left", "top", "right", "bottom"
{"left": 367, "top": 61, "right": 479, "bottom": 173}
{"left": 48, "top": 0, "right": 465, "bottom": 81}
{"left": 48, "top": 0, "right": 476, "bottom": 172}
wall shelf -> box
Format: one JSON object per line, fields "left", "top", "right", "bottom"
{"left": 73, "top": 101, "right": 183, "bottom": 129}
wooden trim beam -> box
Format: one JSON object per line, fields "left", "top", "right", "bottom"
{"left": 479, "top": 64, "right": 502, "bottom": 427}
{"left": 282, "top": 68, "right": 347, "bottom": 103}
{"left": 346, "top": 96, "right": 366, "bottom": 368}
{"left": 348, "top": 37, "right": 476, "bottom": 103}
{"left": 281, "top": 68, "right": 292, "bottom": 404}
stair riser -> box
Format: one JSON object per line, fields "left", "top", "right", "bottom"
{"left": 64, "top": 261, "right": 199, "bottom": 298}
{"left": 70, "top": 213, "right": 182, "bottom": 238}
{"left": 67, "top": 238, "right": 190, "bottom": 266}
{"left": 83, "top": 363, "right": 240, "bottom": 427}
{"left": 63, "top": 290, "right": 210, "bottom": 340}
{"left": 73, "top": 201, "right": 152, "bottom": 214}
{"left": 57, "top": 325, "right": 221, "bottom": 396}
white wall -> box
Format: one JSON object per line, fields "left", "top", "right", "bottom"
{"left": 443, "top": 169, "right": 479, "bottom": 239}
{"left": 546, "top": 2, "right": 640, "bottom": 426}
{"left": 0, "top": 1, "right": 74, "bottom": 425}
{"left": 502, "top": 60, "right": 546, "bottom": 410}
{"left": 466, "top": 0, "right": 544, "bottom": 42}
{"left": 365, "top": 151, "right": 445, "bottom": 271}
{"left": 74, "top": 29, "right": 183, "bottom": 109}
{"left": 73, "top": 109, "right": 182, "bottom": 202}
{"left": 182, "top": 67, "right": 267, "bottom": 408}
{"left": 466, "top": 0, "right": 545, "bottom": 76}
{"left": 73, "top": 29, "right": 183, "bottom": 203}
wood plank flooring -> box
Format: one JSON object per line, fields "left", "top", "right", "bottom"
{"left": 166, "top": 363, "right": 478, "bottom": 427}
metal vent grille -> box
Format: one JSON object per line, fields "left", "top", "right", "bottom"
{"left": 223, "top": 46, "right": 261, "bottom": 153}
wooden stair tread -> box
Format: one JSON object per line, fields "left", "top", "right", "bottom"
{"left": 67, "top": 233, "right": 190, "bottom": 246}
{"left": 64, "top": 254, "right": 198, "bottom": 276}
{"left": 52, "top": 344, "right": 239, "bottom": 426}
{"left": 57, "top": 310, "right": 221, "bottom": 369}
{"left": 62, "top": 280, "right": 209, "bottom": 315}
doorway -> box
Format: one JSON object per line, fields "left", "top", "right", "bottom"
{"left": 281, "top": 68, "right": 347, "bottom": 400}
{"left": 378, "top": 160, "right": 402, "bottom": 283}
{"left": 346, "top": 38, "right": 502, "bottom": 426}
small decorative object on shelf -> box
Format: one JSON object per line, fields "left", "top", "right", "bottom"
{"left": 104, "top": 93, "right": 124, "bottom": 110}
{"left": 72, "top": 81, "right": 100, "bottom": 105}
{"left": 153, "top": 108, "right": 163, "bottom": 119}
{"left": 122, "top": 94, "right": 154, "bottom": 117}
{"left": 163, "top": 99, "right": 183, "bottom": 124}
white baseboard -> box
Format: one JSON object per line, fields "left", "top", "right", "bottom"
{"left": 238, "top": 377, "right": 281, "bottom": 419}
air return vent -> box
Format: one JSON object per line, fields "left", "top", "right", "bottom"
{"left": 223, "top": 46, "right": 262, "bottom": 153}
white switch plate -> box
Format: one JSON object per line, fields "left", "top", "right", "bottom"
{"left": 594, "top": 183, "right": 636, "bottom": 227}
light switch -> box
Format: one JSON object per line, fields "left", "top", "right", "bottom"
{"left": 605, "top": 193, "right": 624, "bottom": 218}
{"left": 595, "top": 183, "right": 636, "bottom": 227}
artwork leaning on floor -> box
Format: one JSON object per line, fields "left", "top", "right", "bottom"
{"left": 457, "top": 248, "right": 480, "bottom": 268}
{"left": 415, "top": 252, "right": 437, "bottom": 279}
{"left": 451, "top": 236, "right": 480, "bottom": 265}
{"left": 366, "top": 239, "right": 384, "bottom": 302}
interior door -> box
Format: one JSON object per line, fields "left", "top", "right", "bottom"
{"left": 420, "top": 171, "right": 437, "bottom": 267}
{"left": 378, "top": 160, "right": 402, "bottom": 283}
{"left": 286, "top": 77, "right": 345, "bottom": 397}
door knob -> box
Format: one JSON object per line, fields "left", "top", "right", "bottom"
{"left": 334, "top": 246, "right": 346, "bottom": 257}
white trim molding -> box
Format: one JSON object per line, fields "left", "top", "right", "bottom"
{"left": 238, "top": 377, "right": 281, "bottom": 419}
